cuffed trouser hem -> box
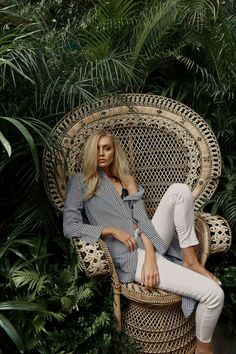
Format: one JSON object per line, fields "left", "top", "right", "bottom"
{"left": 180, "top": 240, "right": 199, "bottom": 248}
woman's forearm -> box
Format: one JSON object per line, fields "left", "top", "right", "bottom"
{"left": 141, "top": 232, "right": 156, "bottom": 259}
{"left": 101, "top": 226, "right": 116, "bottom": 237}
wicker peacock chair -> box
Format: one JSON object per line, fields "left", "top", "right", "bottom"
{"left": 43, "top": 94, "right": 231, "bottom": 354}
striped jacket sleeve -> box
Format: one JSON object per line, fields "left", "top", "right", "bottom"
{"left": 63, "top": 174, "right": 103, "bottom": 243}
{"left": 124, "top": 187, "right": 167, "bottom": 254}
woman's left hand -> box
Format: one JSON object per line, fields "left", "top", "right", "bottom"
{"left": 141, "top": 257, "right": 160, "bottom": 289}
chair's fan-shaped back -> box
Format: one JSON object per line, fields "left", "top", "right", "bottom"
{"left": 43, "top": 94, "right": 221, "bottom": 216}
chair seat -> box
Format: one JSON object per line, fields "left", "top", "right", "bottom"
{"left": 120, "top": 282, "right": 181, "bottom": 305}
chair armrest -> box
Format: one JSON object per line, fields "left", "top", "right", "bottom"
{"left": 71, "top": 238, "right": 112, "bottom": 277}
{"left": 71, "top": 238, "right": 122, "bottom": 330}
{"left": 194, "top": 213, "right": 211, "bottom": 265}
{"left": 71, "top": 238, "right": 120, "bottom": 285}
{"left": 196, "top": 212, "right": 232, "bottom": 255}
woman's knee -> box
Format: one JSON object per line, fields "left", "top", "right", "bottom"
{"left": 214, "top": 286, "right": 224, "bottom": 307}
{"left": 168, "top": 183, "right": 192, "bottom": 200}
{"left": 170, "top": 183, "right": 191, "bottom": 193}
{"left": 206, "top": 283, "right": 224, "bottom": 309}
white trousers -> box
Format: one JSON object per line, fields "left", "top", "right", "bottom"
{"left": 134, "top": 183, "right": 224, "bottom": 343}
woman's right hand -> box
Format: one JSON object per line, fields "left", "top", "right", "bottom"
{"left": 113, "top": 228, "right": 137, "bottom": 252}
{"left": 102, "top": 227, "right": 137, "bottom": 252}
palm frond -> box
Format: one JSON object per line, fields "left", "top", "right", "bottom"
{"left": 9, "top": 254, "right": 53, "bottom": 275}
{"left": 131, "top": 0, "right": 177, "bottom": 63}
{"left": 0, "top": 300, "right": 45, "bottom": 311}
{"left": 0, "top": 116, "right": 40, "bottom": 178}
{"left": 178, "top": 0, "right": 219, "bottom": 30}
{"left": 204, "top": 158, "right": 236, "bottom": 232}
{"left": 12, "top": 269, "right": 50, "bottom": 294}
{"left": 0, "top": 27, "right": 42, "bottom": 87}
{"left": 44, "top": 311, "right": 65, "bottom": 322}
{"left": 171, "top": 51, "right": 215, "bottom": 83}
{"left": 0, "top": 224, "right": 35, "bottom": 259}
{"left": 0, "top": 313, "right": 24, "bottom": 352}
{"left": 0, "top": 130, "right": 11, "bottom": 156}
{"left": 80, "top": 0, "right": 137, "bottom": 50}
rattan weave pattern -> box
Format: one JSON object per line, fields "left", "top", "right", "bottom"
{"left": 72, "top": 238, "right": 112, "bottom": 277}
{"left": 194, "top": 213, "right": 210, "bottom": 265}
{"left": 199, "top": 212, "right": 232, "bottom": 254}
{"left": 43, "top": 94, "right": 221, "bottom": 215}
{"left": 120, "top": 282, "right": 181, "bottom": 305}
{"left": 122, "top": 302, "right": 196, "bottom": 354}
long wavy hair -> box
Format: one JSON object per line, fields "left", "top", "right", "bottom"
{"left": 82, "top": 130, "right": 130, "bottom": 199}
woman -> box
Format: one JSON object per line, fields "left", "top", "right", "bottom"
{"left": 63, "top": 130, "right": 224, "bottom": 354}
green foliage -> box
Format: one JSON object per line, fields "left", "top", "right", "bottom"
{"left": 41, "top": 309, "right": 139, "bottom": 354}
{"left": 0, "top": 301, "right": 46, "bottom": 352}
{"left": 204, "top": 156, "right": 236, "bottom": 232}
{"left": 0, "top": 313, "right": 24, "bottom": 353}
{"left": 1, "top": 0, "right": 236, "bottom": 352}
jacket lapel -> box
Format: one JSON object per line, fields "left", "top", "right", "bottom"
{"left": 98, "top": 169, "right": 129, "bottom": 217}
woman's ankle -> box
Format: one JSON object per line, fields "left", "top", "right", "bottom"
{"left": 196, "top": 339, "right": 214, "bottom": 354}
{"left": 182, "top": 246, "right": 199, "bottom": 267}
{"left": 196, "top": 349, "right": 214, "bottom": 354}
{"left": 183, "top": 258, "right": 199, "bottom": 268}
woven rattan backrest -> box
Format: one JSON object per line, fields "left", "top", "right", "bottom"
{"left": 43, "top": 94, "right": 221, "bottom": 217}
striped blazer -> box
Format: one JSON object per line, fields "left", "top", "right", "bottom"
{"left": 63, "top": 168, "right": 196, "bottom": 317}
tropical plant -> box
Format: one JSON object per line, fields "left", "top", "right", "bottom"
{"left": 0, "top": 301, "right": 45, "bottom": 353}
{"left": 1, "top": 0, "right": 236, "bottom": 351}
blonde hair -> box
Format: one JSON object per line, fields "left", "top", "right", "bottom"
{"left": 82, "top": 130, "right": 130, "bottom": 199}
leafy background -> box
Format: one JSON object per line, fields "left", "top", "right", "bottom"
{"left": 0, "top": 0, "right": 236, "bottom": 352}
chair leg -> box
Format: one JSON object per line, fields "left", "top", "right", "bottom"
{"left": 113, "top": 287, "right": 122, "bottom": 331}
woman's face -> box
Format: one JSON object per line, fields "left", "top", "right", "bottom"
{"left": 97, "top": 136, "right": 115, "bottom": 169}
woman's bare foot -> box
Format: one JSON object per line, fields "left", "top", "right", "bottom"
{"left": 195, "top": 341, "right": 214, "bottom": 354}
{"left": 195, "top": 348, "right": 214, "bottom": 354}
{"left": 183, "top": 260, "right": 222, "bottom": 286}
